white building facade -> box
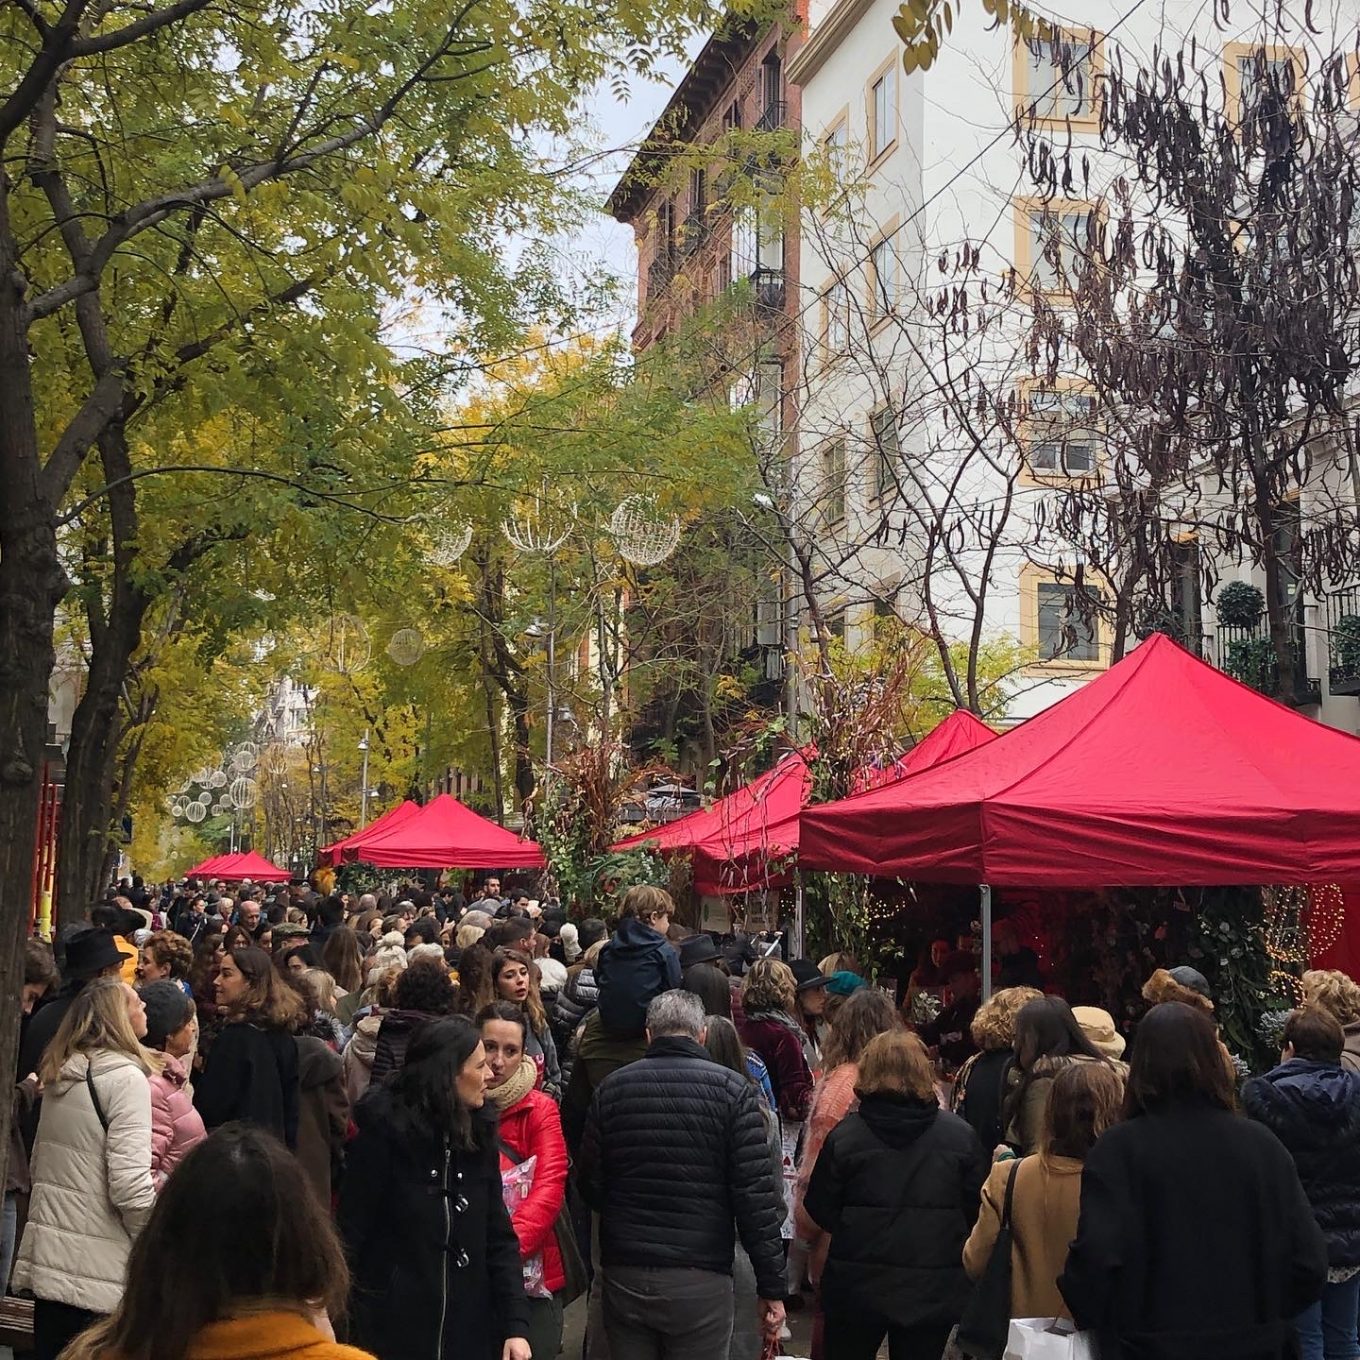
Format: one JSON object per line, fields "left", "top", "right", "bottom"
{"left": 787, "top": 0, "right": 1360, "bottom": 726}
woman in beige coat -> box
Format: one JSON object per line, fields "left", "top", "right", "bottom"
{"left": 964, "top": 1060, "right": 1124, "bottom": 1319}
{"left": 15, "top": 977, "right": 159, "bottom": 1360}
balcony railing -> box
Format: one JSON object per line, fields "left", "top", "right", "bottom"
{"left": 754, "top": 100, "right": 788, "bottom": 134}
{"left": 1208, "top": 620, "right": 1321, "bottom": 707}
{"left": 750, "top": 265, "right": 786, "bottom": 313}
{"left": 1326, "top": 586, "right": 1360, "bottom": 697}
{"left": 646, "top": 246, "right": 680, "bottom": 299}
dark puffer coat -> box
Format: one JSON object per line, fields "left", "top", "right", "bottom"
{"left": 1243, "top": 1058, "right": 1360, "bottom": 1267}
{"left": 551, "top": 965, "right": 599, "bottom": 1054}
{"left": 803, "top": 1093, "right": 987, "bottom": 1329}
{"left": 578, "top": 1034, "right": 785, "bottom": 1299}
{"left": 339, "top": 1084, "right": 529, "bottom": 1360}
{"left": 369, "top": 1009, "right": 431, "bottom": 1082}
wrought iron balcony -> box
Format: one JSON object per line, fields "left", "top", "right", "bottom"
{"left": 1326, "top": 586, "right": 1360, "bottom": 697}
{"left": 754, "top": 100, "right": 788, "bottom": 134}
{"left": 1209, "top": 620, "right": 1321, "bottom": 707}
{"left": 750, "top": 265, "right": 786, "bottom": 313}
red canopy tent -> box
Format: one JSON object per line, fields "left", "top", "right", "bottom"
{"left": 189, "top": 850, "right": 289, "bottom": 882}
{"left": 317, "top": 799, "right": 421, "bottom": 867}
{"left": 799, "top": 633, "right": 1360, "bottom": 887}
{"left": 613, "top": 712, "right": 996, "bottom": 894}
{"left": 185, "top": 853, "right": 231, "bottom": 879}
{"left": 354, "top": 793, "right": 544, "bottom": 870}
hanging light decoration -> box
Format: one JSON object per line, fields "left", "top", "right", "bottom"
{"left": 229, "top": 777, "right": 258, "bottom": 810}
{"left": 185, "top": 801, "right": 206, "bottom": 823}
{"left": 321, "top": 614, "right": 371, "bottom": 674}
{"left": 230, "top": 743, "right": 258, "bottom": 774}
{"left": 609, "top": 494, "right": 682, "bottom": 567}
{"left": 387, "top": 627, "right": 426, "bottom": 666}
{"left": 428, "top": 524, "right": 473, "bottom": 567}
{"left": 502, "top": 484, "right": 575, "bottom": 554}
{"left": 169, "top": 799, "right": 186, "bottom": 818}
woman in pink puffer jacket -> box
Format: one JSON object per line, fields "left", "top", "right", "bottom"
{"left": 139, "top": 981, "right": 205, "bottom": 1184}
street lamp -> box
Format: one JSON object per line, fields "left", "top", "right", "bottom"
{"left": 358, "top": 730, "right": 371, "bottom": 828}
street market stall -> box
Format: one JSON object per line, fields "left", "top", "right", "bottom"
{"left": 317, "top": 798, "right": 421, "bottom": 866}
{"left": 351, "top": 792, "right": 544, "bottom": 870}
{"left": 186, "top": 850, "right": 289, "bottom": 882}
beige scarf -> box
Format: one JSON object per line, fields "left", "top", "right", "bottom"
{"left": 488, "top": 1055, "right": 537, "bottom": 1111}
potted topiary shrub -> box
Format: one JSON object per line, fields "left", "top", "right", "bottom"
{"left": 1226, "top": 636, "right": 1277, "bottom": 693}
{"left": 1334, "top": 614, "right": 1360, "bottom": 678}
{"left": 1216, "top": 580, "right": 1266, "bottom": 629}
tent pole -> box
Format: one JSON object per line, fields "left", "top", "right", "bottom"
{"left": 793, "top": 876, "right": 805, "bottom": 959}
{"left": 980, "top": 883, "right": 993, "bottom": 1001}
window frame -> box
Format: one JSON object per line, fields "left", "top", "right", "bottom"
{"left": 1017, "top": 376, "right": 1102, "bottom": 484}
{"left": 1013, "top": 25, "right": 1103, "bottom": 132}
{"left": 867, "top": 218, "right": 901, "bottom": 324}
{"left": 1223, "top": 42, "right": 1306, "bottom": 130}
{"left": 865, "top": 54, "right": 899, "bottom": 167}
{"left": 822, "top": 108, "right": 850, "bottom": 182}
{"left": 821, "top": 275, "right": 850, "bottom": 360}
{"left": 868, "top": 404, "right": 901, "bottom": 504}
{"left": 1013, "top": 197, "right": 1103, "bottom": 301}
{"left": 821, "top": 436, "right": 848, "bottom": 530}
{"left": 1019, "top": 564, "right": 1110, "bottom": 672}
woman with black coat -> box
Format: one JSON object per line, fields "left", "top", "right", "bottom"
{"left": 802, "top": 1030, "right": 987, "bottom": 1360}
{"left": 193, "top": 947, "right": 303, "bottom": 1148}
{"left": 1061, "top": 1002, "right": 1327, "bottom": 1360}
{"left": 1242, "top": 1005, "right": 1360, "bottom": 1360}
{"left": 339, "top": 1015, "right": 531, "bottom": 1360}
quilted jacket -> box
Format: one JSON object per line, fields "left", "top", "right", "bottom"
{"left": 149, "top": 1054, "right": 205, "bottom": 1186}
{"left": 578, "top": 1034, "right": 785, "bottom": 1299}
{"left": 14, "top": 1049, "right": 156, "bottom": 1313}
{"left": 497, "top": 1087, "right": 567, "bottom": 1292}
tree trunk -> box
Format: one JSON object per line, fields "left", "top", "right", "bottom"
{"left": 1252, "top": 474, "right": 1300, "bottom": 702}
{"left": 0, "top": 174, "right": 68, "bottom": 1199}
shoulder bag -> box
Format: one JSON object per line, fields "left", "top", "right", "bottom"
{"left": 953, "top": 1158, "right": 1021, "bottom": 1360}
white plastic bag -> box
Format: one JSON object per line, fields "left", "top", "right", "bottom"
{"left": 500, "top": 1152, "right": 551, "bottom": 1299}
{"left": 1003, "top": 1318, "right": 1096, "bottom": 1360}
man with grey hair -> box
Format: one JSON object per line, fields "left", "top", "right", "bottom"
{"left": 578, "top": 989, "right": 786, "bottom": 1358}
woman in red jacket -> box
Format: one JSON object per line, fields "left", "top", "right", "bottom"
{"left": 479, "top": 1000, "right": 569, "bottom": 1359}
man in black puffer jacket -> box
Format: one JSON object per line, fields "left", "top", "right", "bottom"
{"left": 579, "top": 988, "right": 786, "bottom": 1358}
{"left": 1243, "top": 1004, "right": 1360, "bottom": 1359}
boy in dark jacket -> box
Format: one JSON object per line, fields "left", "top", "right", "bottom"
{"left": 595, "top": 886, "right": 681, "bottom": 1039}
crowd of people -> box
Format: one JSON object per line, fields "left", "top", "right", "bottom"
{"left": 8, "top": 872, "right": 1360, "bottom": 1360}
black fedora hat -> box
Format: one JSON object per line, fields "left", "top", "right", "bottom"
{"left": 64, "top": 928, "right": 125, "bottom": 979}
{"left": 789, "top": 958, "right": 831, "bottom": 992}
{"left": 679, "top": 934, "right": 720, "bottom": 969}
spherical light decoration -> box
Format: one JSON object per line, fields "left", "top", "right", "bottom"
{"left": 229, "top": 777, "right": 258, "bottom": 809}
{"left": 197, "top": 790, "right": 214, "bottom": 806}
{"left": 170, "top": 799, "right": 185, "bottom": 818}
{"left": 387, "top": 627, "right": 426, "bottom": 666}
{"left": 502, "top": 485, "right": 575, "bottom": 554}
{"left": 191, "top": 766, "right": 213, "bottom": 787}
{"left": 185, "top": 801, "right": 206, "bottom": 823}
{"left": 609, "top": 495, "right": 682, "bottom": 567}
{"left": 323, "top": 614, "right": 371, "bottom": 674}
{"left": 428, "top": 524, "right": 473, "bottom": 568}
{"left": 230, "top": 743, "right": 258, "bottom": 773}
{"left": 208, "top": 768, "right": 227, "bottom": 789}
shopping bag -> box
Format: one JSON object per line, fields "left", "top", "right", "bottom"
{"left": 499, "top": 1152, "right": 552, "bottom": 1299}
{"left": 1003, "top": 1318, "right": 1096, "bottom": 1360}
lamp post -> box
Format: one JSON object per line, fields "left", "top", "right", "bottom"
{"left": 358, "top": 730, "right": 371, "bottom": 828}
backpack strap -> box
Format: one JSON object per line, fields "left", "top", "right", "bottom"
{"left": 85, "top": 1064, "right": 110, "bottom": 1133}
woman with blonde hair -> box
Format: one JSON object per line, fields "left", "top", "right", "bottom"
{"left": 1302, "top": 969, "right": 1360, "bottom": 1072}
{"left": 802, "top": 1031, "right": 987, "bottom": 1358}
{"left": 738, "top": 958, "right": 815, "bottom": 1125}
{"left": 950, "top": 985, "right": 1042, "bottom": 1151}
{"left": 964, "top": 1059, "right": 1125, "bottom": 1320}
{"left": 14, "top": 977, "right": 159, "bottom": 1360}
{"left": 194, "top": 947, "right": 304, "bottom": 1148}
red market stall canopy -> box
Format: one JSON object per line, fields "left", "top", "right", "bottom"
{"left": 613, "top": 711, "right": 996, "bottom": 894}
{"left": 187, "top": 850, "right": 289, "bottom": 882}
{"left": 317, "top": 799, "right": 421, "bottom": 867}
{"left": 799, "top": 633, "right": 1360, "bottom": 887}
{"left": 354, "top": 793, "right": 544, "bottom": 870}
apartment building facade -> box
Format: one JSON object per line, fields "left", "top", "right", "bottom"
{"left": 786, "top": 0, "right": 1360, "bottom": 727}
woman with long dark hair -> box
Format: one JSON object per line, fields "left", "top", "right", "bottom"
{"left": 193, "top": 947, "right": 304, "bottom": 1148}
{"left": 492, "top": 947, "right": 561, "bottom": 1102}
{"left": 479, "top": 1001, "right": 570, "bottom": 1359}
{"left": 1061, "top": 1002, "right": 1327, "bottom": 1359}
{"left": 58, "top": 1125, "right": 370, "bottom": 1360}
{"left": 1003, "top": 995, "right": 1108, "bottom": 1154}
{"left": 340, "top": 1016, "right": 530, "bottom": 1360}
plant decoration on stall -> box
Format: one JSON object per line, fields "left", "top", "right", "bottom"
{"left": 533, "top": 739, "right": 676, "bottom": 914}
